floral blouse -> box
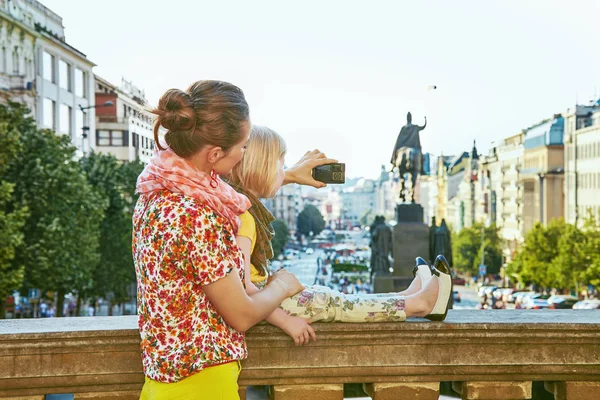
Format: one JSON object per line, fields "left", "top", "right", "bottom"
{"left": 132, "top": 190, "right": 247, "bottom": 383}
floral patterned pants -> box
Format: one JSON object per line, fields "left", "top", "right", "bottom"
{"left": 279, "top": 285, "right": 406, "bottom": 323}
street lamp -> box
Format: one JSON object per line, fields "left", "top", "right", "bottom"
{"left": 79, "top": 100, "right": 114, "bottom": 113}
{"left": 78, "top": 101, "right": 114, "bottom": 155}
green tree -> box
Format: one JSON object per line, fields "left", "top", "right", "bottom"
{"left": 271, "top": 220, "right": 290, "bottom": 259}
{"left": 506, "top": 220, "right": 564, "bottom": 290}
{"left": 297, "top": 204, "right": 326, "bottom": 237}
{"left": 0, "top": 182, "right": 28, "bottom": 318}
{"left": 0, "top": 109, "right": 29, "bottom": 317}
{"left": 452, "top": 223, "right": 503, "bottom": 276}
{"left": 2, "top": 103, "right": 106, "bottom": 317}
{"left": 582, "top": 214, "right": 600, "bottom": 288}
{"left": 452, "top": 226, "right": 480, "bottom": 276}
{"left": 81, "top": 153, "right": 144, "bottom": 315}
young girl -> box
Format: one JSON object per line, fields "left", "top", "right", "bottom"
{"left": 227, "top": 126, "right": 452, "bottom": 346}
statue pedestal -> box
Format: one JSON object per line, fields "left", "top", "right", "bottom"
{"left": 373, "top": 203, "right": 429, "bottom": 294}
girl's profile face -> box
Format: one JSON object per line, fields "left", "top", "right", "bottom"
{"left": 273, "top": 156, "right": 285, "bottom": 194}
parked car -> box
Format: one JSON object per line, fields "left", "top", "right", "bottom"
{"left": 452, "top": 276, "right": 466, "bottom": 286}
{"left": 478, "top": 285, "right": 497, "bottom": 298}
{"left": 497, "top": 288, "right": 515, "bottom": 302}
{"left": 507, "top": 289, "right": 533, "bottom": 304}
{"left": 305, "top": 248, "right": 314, "bottom": 255}
{"left": 573, "top": 299, "right": 600, "bottom": 309}
{"left": 547, "top": 295, "right": 579, "bottom": 309}
{"left": 511, "top": 291, "right": 536, "bottom": 306}
{"left": 520, "top": 294, "right": 552, "bottom": 310}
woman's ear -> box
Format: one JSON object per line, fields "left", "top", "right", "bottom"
{"left": 207, "top": 146, "right": 224, "bottom": 164}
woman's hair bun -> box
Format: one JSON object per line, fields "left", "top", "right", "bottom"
{"left": 154, "top": 89, "right": 195, "bottom": 132}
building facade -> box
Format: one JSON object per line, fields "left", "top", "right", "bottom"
{"left": 94, "top": 76, "right": 154, "bottom": 162}
{"left": 564, "top": 101, "right": 600, "bottom": 225}
{"left": 0, "top": 0, "right": 96, "bottom": 156}
{"left": 340, "top": 178, "right": 376, "bottom": 228}
{"left": 262, "top": 183, "right": 303, "bottom": 235}
{"left": 520, "top": 116, "right": 565, "bottom": 234}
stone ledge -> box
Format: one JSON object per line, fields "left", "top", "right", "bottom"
{"left": 1, "top": 310, "right": 599, "bottom": 398}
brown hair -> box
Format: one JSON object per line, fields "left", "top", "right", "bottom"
{"left": 228, "top": 126, "right": 287, "bottom": 198}
{"left": 151, "top": 80, "right": 249, "bottom": 158}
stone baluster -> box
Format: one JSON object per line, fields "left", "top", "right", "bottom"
{"left": 544, "top": 381, "right": 600, "bottom": 400}
{"left": 363, "top": 382, "right": 440, "bottom": 400}
{"left": 452, "top": 381, "right": 532, "bottom": 400}
{"left": 270, "top": 384, "right": 344, "bottom": 400}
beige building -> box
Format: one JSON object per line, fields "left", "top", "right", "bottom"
{"left": 520, "top": 116, "right": 565, "bottom": 234}
{"left": 94, "top": 76, "right": 155, "bottom": 163}
{"left": 564, "top": 101, "right": 600, "bottom": 225}
{"left": 476, "top": 132, "right": 524, "bottom": 261}
{"left": 1, "top": 0, "right": 96, "bottom": 155}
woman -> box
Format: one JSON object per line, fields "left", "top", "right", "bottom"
{"left": 133, "top": 81, "right": 331, "bottom": 399}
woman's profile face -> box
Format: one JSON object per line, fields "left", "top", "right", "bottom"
{"left": 213, "top": 121, "right": 251, "bottom": 175}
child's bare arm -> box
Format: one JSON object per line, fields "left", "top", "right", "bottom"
{"left": 237, "top": 235, "right": 316, "bottom": 345}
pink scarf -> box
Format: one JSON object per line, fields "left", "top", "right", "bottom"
{"left": 136, "top": 147, "right": 250, "bottom": 233}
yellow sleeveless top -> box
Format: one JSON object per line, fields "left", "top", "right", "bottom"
{"left": 238, "top": 211, "right": 268, "bottom": 284}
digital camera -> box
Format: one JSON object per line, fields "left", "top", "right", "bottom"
{"left": 312, "top": 163, "right": 345, "bottom": 184}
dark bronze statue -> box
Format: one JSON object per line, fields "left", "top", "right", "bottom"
{"left": 429, "top": 216, "right": 437, "bottom": 263}
{"left": 432, "top": 218, "right": 453, "bottom": 267}
{"left": 391, "top": 112, "right": 427, "bottom": 203}
{"left": 369, "top": 216, "right": 393, "bottom": 279}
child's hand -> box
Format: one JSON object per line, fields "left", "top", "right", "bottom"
{"left": 284, "top": 150, "right": 338, "bottom": 188}
{"left": 282, "top": 316, "right": 316, "bottom": 346}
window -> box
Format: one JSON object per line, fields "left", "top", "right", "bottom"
{"left": 74, "top": 68, "right": 84, "bottom": 97}
{"left": 96, "top": 130, "right": 126, "bottom": 146}
{"left": 43, "top": 52, "right": 55, "bottom": 82}
{"left": 43, "top": 98, "right": 55, "bottom": 129}
{"left": 59, "top": 104, "right": 72, "bottom": 135}
{"left": 98, "top": 130, "right": 110, "bottom": 146}
{"left": 58, "top": 60, "right": 71, "bottom": 91}
{"left": 0, "top": 47, "right": 5, "bottom": 73}
{"left": 12, "top": 46, "right": 19, "bottom": 74}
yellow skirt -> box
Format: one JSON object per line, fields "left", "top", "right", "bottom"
{"left": 140, "top": 361, "right": 242, "bottom": 400}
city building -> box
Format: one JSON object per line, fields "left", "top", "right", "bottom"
{"left": 94, "top": 76, "right": 154, "bottom": 162}
{"left": 262, "top": 183, "right": 303, "bottom": 235}
{"left": 0, "top": 0, "right": 96, "bottom": 156}
{"left": 520, "top": 115, "right": 565, "bottom": 234}
{"left": 374, "top": 165, "right": 398, "bottom": 223}
{"left": 564, "top": 100, "right": 600, "bottom": 225}
{"left": 448, "top": 142, "right": 480, "bottom": 231}
{"left": 320, "top": 189, "right": 342, "bottom": 230}
{"left": 340, "top": 178, "right": 376, "bottom": 228}
{"left": 435, "top": 152, "right": 469, "bottom": 230}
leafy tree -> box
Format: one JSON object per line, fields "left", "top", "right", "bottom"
{"left": 81, "top": 153, "right": 144, "bottom": 314}
{"left": 582, "top": 214, "right": 600, "bottom": 288}
{"left": 271, "top": 219, "right": 290, "bottom": 259}
{"left": 0, "top": 106, "right": 29, "bottom": 318}
{"left": 452, "top": 223, "right": 503, "bottom": 276}
{"left": 297, "top": 204, "right": 326, "bottom": 237}
{"left": 3, "top": 103, "right": 106, "bottom": 316}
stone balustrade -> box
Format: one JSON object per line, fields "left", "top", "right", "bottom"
{"left": 1, "top": 310, "right": 600, "bottom": 400}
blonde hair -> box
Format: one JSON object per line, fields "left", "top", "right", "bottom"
{"left": 228, "top": 125, "right": 287, "bottom": 198}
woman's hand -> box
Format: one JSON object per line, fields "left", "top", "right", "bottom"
{"left": 282, "top": 316, "right": 316, "bottom": 346}
{"left": 269, "top": 269, "right": 304, "bottom": 297}
{"left": 284, "top": 149, "right": 338, "bottom": 188}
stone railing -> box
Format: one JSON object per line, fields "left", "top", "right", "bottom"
{"left": 1, "top": 310, "right": 600, "bottom": 400}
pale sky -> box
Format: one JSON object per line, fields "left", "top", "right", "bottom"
{"left": 43, "top": 0, "right": 600, "bottom": 178}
